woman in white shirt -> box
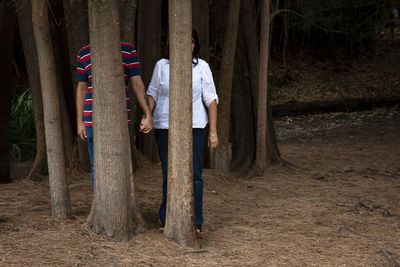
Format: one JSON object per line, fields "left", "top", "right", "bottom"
{"left": 147, "top": 30, "right": 219, "bottom": 233}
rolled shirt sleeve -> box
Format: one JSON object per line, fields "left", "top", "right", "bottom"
{"left": 146, "top": 60, "right": 162, "bottom": 103}
{"left": 201, "top": 62, "right": 219, "bottom": 108}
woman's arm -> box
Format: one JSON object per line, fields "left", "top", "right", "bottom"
{"left": 208, "top": 100, "right": 218, "bottom": 151}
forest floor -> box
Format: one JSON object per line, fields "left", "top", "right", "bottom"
{"left": 2, "top": 37, "right": 400, "bottom": 266}
{"left": 1, "top": 108, "right": 399, "bottom": 266}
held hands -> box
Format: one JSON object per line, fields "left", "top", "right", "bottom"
{"left": 77, "top": 121, "right": 87, "bottom": 142}
{"left": 208, "top": 133, "right": 218, "bottom": 151}
{"left": 139, "top": 113, "right": 153, "bottom": 133}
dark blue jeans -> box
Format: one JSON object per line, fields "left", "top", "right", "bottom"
{"left": 85, "top": 126, "right": 94, "bottom": 187}
{"left": 155, "top": 128, "right": 205, "bottom": 225}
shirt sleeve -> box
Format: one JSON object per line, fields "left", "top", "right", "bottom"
{"left": 146, "top": 60, "right": 162, "bottom": 103}
{"left": 201, "top": 61, "right": 219, "bottom": 108}
{"left": 126, "top": 45, "right": 142, "bottom": 77}
{"left": 76, "top": 52, "right": 88, "bottom": 82}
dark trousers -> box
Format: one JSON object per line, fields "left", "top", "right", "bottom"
{"left": 85, "top": 126, "right": 94, "bottom": 188}
{"left": 155, "top": 128, "right": 205, "bottom": 225}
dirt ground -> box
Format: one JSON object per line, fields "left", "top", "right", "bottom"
{"left": 0, "top": 108, "right": 399, "bottom": 266}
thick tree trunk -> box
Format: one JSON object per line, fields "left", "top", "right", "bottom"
{"left": 17, "top": 0, "right": 48, "bottom": 181}
{"left": 87, "top": 0, "right": 138, "bottom": 241}
{"left": 212, "top": 0, "right": 241, "bottom": 172}
{"left": 31, "top": 0, "right": 71, "bottom": 218}
{"left": 0, "top": 1, "right": 15, "bottom": 183}
{"left": 63, "top": 0, "right": 91, "bottom": 172}
{"left": 192, "top": 0, "right": 209, "bottom": 60}
{"left": 136, "top": 0, "right": 161, "bottom": 163}
{"left": 165, "top": 0, "right": 198, "bottom": 247}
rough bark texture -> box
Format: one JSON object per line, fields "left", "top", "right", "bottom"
{"left": 136, "top": 0, "right": 161, "bottom": 163}
{"left": 17, "top": 0, "right": 48, "bottom": 181}
{"left": 63, "top": 0, "right": 91, "bottom": 172}
{"left": 87, "top": 0, "right": 137, "bottom": 241}
{"left": 0, "top": 1, "right": 15, "bottom": 183}
{"left": 165, "top": 0, "right": 198, "bottom": 247}
{"left": 31, "top": 0, "right": 71, "bottom": 218}
{"left": 212, "top": 0, "right": 241, "bottom": 172}
{"left": 192, "top": 0, "right": 209, "bottom": 60}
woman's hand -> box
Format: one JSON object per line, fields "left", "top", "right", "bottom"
{"left": 208, "top": 133, "right": 218, "bottom": 151}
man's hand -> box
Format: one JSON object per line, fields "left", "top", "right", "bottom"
{"left": 139, "top": 113, "right": 153, "bottom": 133}
{"left": 77, "top": 121, "right": 87, "bottom": 141}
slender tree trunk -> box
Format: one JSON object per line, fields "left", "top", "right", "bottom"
{"left": 17, "top": 0, "right": 48, "bottom": 181}
{"left": 212, "top": 0, "right": 241, "bottom": 172}
{"left": 255, "top": 0, "right": 281, "bottom": 173}
{"left": 63, "top": 0, "right": 91, "bottom": 172}
{"left": 255, "top": 0, "right": 271, "bottom": 173}
{"left": 31, "top": 0, "right": 71, "bottom": 218}
{"left": 136, "top": 0, "right": 161, "bottom": 163}
{"left": 87, "top": 0, "right": 137, "bottom": 241}
{"left": 50, "top": 0, "right": 75, "bottom": 158}
{"left": 0, "top": 1, "right": 15, "bottom": 183}
{"left": 165, "top": 0, "right": 198, "bottom": 247}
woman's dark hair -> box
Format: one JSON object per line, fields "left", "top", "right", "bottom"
{"left": 192, "top": 29, "right": 200, "bottom": 66}
{"left": 166, "top": 29, "right": 201, "bottom": 66}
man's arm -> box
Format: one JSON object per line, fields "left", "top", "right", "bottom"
{"left": 76, "top": 81, "right": 88, "bottom": 141}
{"left": 130, "top": 75, "right": 153, "bottom": 133}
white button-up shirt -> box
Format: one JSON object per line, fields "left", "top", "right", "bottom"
{"left": 146, "top": 58, "right": 219, "bottom": 129}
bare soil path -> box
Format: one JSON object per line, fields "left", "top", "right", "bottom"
{"left": 1, "top": 109, "right": 399, "bottom": 266}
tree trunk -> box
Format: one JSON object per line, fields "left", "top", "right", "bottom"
{"left": 119, "top": 0, "right": 136, "bottom": 43}
{"left": 87, "top": 0, "right": 138, "bottom": 241}
{"left": 31, "top": 0, "right": 71, "bottom": 218}
{"left": 0, "top": 1, "right": 15, "bottom": 183}
{"left": 63, "top": 0, "right": 91, "bottom": 172}
{"left": 136, "top": 0, "right": 161, "bottom": 163}
{"left": 17, "top": 0, "right": 48, "bottom": 181}
{"left": 255, "top": 0, "right": 281, "bottom": 173}
{"left": 231, "top": 24, "right": 256, "bottom": 173}
{"left": 165, "top": 0, "right": 198, "bottom": 247}
{"left": 192, "top": 0, "right": 209, "bottom": 60}
{"left": 212, "top": 0, "right": 241, "bottom": 172}
{"left": 50, "top": 0, "right": 75, "bottom": 158}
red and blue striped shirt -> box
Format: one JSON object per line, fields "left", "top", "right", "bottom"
{"left": 76, "top": 42, "right": 141, "bottom": 127}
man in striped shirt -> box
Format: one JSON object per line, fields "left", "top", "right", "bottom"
{"left": 76, "top": 42, "right": 152, "bottom": 186}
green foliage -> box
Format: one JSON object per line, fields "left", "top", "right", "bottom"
{"left": 10, "top": 89, "right": 36, "bottom": 162}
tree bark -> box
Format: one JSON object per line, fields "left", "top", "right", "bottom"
{"left": 255, "top": 0, "right": 281, "bottom": 173}
{"left": 231, "top": 24, "right": 256, "bottom": 173}
{"left": 136, "top": 0, "right": 161, "bottom": 163}
{"left": 0, "top": 1, "right": 15, "bottom": 183}
{"left": 212, "top": 0, "right": 241, "bottom": 172}
{"left": 192, "top": 0, "right": 209, "bottom": 60}
{"left": 119, "top": 0, "right": 136, "bottom": 43}
{"left": 165, "top": 0, "right": 198, "bottom": 247}
{"left": 87, "top": 0, "right": 138, "bottom": 241}
{"left": 63, "top": 0, "right": 91, "bottom": 172}
{"left": 50, "top": 0, "right": 75, "bottom": 158}
{"left": 31, "top": 0, "right": 71, "bottom": 218}
{"left": 17, "top": 0, "right": 48, "bottom": 181}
